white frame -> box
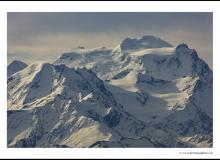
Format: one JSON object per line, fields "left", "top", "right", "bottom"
{"left": 0, "top": 1, "right": 219, "bottom": 159}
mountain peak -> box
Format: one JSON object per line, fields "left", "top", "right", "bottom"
{"left": 7, "top": 60, "right": 28, "bottom": 77}
{"left": 120, "top": 35, "right": 173, "bottom": 52}
{"left": 8, "top": 60, "right": 27, "bottom": 68}
{"left": 176, "top": 43, "right": 189, "bottom": 50}
{"left": 175, "top": 43, "right": 199, "bottom": 59}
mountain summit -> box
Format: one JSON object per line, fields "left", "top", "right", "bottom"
{"left": 7, "top": 60, "right": 27, "bottom": 77}
{"left": 120, "top": 35, "right": 173, "bottom": 52}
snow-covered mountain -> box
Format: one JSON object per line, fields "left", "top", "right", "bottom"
{"left": 7, "top": 60, "right": 27, "bottom": 77}
{"left": 8, "top": 35, "right": 213, "bottom": 148}
{"left": 7, "top": 62, "right": 148, "bottom": 147}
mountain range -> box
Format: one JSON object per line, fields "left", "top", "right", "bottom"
{"left": 7, "top": 35, "right": 213, "bottom": 148}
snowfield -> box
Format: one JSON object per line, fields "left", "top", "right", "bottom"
{"left": 8, "top": 35, "right": 213, "bottom": 148}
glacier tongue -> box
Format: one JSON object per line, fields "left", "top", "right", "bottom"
{"left": 8, "top": 35, "right": 213, "bottom": 148}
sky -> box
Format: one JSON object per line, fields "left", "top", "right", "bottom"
{"left": 8, "top": 12, "right": 213, "bottom": 69}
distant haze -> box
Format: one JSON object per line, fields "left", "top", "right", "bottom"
{"left": 8, "top": 12, "right": 213, "bottom": 69}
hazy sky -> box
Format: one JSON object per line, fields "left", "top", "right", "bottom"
{"left": 8, "top": 12, "right": 213, "bottom": 68}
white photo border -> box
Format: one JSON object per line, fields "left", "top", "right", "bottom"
{"left": 0, "top": 1, "right": 219, "bottom": 159}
